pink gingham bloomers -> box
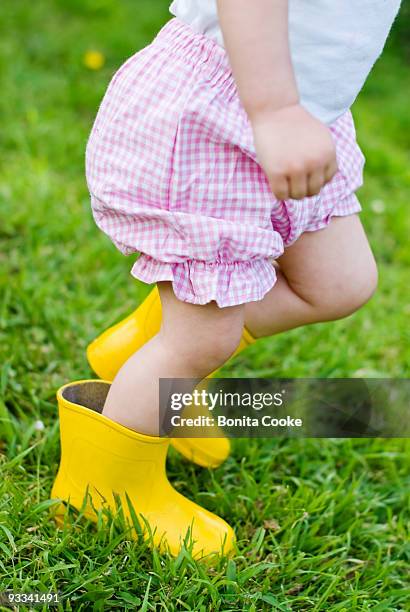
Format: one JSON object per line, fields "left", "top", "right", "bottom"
{"left": 85, "top": 17, "right": 366, "bottom": 308}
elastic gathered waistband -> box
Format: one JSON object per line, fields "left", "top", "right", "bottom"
{"left": 153, "top": 17, "right": 232, "bottom": 73}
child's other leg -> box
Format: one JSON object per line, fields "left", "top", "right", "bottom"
{"left": 102, "top": 281, "right": 245, "bottom": 435}
{"left": 244, "top": 215, "right": 378, "bottom": 338}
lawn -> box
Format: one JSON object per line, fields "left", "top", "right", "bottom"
{"left": 0, "top": 1, "right": 409, "bottom": 610}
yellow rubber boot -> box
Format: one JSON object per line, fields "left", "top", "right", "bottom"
{"left": 87, "top": 286, "right": 256, "bottom": 468}
{"left": 50, "top": 380, "right": 235, "bottom": 559}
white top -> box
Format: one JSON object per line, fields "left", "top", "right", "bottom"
{"left": 169, "top": 0, "right": 401, "bottom": 125}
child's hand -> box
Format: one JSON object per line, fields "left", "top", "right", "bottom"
{"left": 251, "top": 104, "right": 338, "bottom": 200}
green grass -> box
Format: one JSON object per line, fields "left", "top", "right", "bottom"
{"left": 0, "top": 1, "right": 409, "bottom": 610}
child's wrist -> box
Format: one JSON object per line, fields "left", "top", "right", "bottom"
{"left": 247, "top": 96, "right": 300, "bottom": 124}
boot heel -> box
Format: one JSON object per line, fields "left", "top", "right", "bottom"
{"left": 49, "top": 497, "right": 98, "bottom": 532}
{"left": 49, "top": 500, "right": 76, "bottom": 529}
{"left": 50, "top": 501, "right": 66, "bottom": 526}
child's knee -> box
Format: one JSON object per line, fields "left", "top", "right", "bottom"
{"left": 316, "top": 256, "right": 379, "bottom": 320}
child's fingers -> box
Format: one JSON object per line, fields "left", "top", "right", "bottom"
{"left": 270, "top": 175, "right": 290, "bottom": 201}
{"left": 307, "top": 169, "right": 325, "bottom": 197}
{"left": 289, "top": 171, "right": 308, "bottom": 200}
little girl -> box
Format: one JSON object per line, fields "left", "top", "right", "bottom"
{"left": 52, "top": 0, "right": 401, "bottom": 558}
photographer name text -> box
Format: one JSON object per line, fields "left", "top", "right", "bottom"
{"left": 171, "top": 415, "right": 303, "bottom": 428}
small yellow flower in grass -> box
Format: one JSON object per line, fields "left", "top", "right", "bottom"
{"left": 83, "top": 49, "right": 105, "bottom": 70}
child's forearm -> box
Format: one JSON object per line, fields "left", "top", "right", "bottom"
{"left": 217, "top": 0, "right": 337, "bottom": 201}
{"left": 216, "top": 0, "right": 299, "bottom": 120}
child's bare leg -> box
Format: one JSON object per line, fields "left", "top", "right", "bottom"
{"left": 102, "top": 281, "right": 245, "bottom": 435}
{"left": 244, "top": 215, "right": 378, "bottom": 338}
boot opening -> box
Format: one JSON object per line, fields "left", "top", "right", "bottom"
{"left": 62, "top": 382, "right": 111, "bottom": 414}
